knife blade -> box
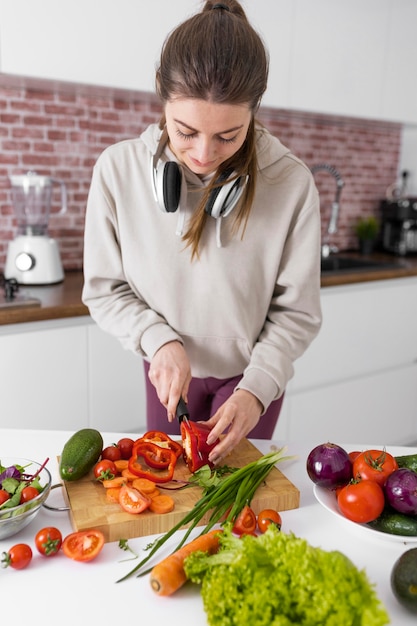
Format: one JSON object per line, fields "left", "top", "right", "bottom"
{"left": 176, "top": 397, "right": 203, "bottom": 460}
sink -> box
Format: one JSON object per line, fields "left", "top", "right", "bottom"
{"left": 321, "top": 256, "right": 401, "bottom": 274}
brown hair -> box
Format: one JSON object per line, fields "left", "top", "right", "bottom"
{"left": 155, "top": 0, "right": 269, "bottom": 258}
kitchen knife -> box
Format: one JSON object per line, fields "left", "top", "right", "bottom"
{"left": 176, "top": 396, "right": 203, "bottom": 460}
{"left": 176, "top": 396, "right": 190, "bottom": 423}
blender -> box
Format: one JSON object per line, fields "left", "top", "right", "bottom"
{"left": 5, "top": 171, "right": 67, "bottom": 285}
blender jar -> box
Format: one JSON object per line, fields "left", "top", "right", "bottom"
{"left": 10, "top": 171, "right": 67, "bottom": 236}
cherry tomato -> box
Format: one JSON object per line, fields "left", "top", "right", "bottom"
{"left": 232, "top": 505, "right": 257, "bottom": 536}
{"left": 257, "top": 508, "right": 282, "bottom": 533}
{"left": 93, "top": 459, "right": 118, "bottom": 481}
{"left": 117, "top": 437, "right": 134, "bottom": 460}
{"left": 119, "top": 485, "right": 151, "bottom": 514}
{"left": 35, "top": 527, "right": 63, "bottom": 557}
{"left": 20, "top": 485, "right": 40, "bottom": 503}
{"left": 62, "top": 530, "right": 105, "bottom": 562}
{"left": 352, "top": 449, "right": 398, "bottom": 487}
{"left": 101, "top": 445, "right": 122, "bottom": 462}
{"left": 337, "top": 479, "right": 385, "bottom": 523}
{"left": 1, "top": 543, "right": 33, "bottom": 570}
{"left": 0, "top": 489, "right": 10, "bottom": 505}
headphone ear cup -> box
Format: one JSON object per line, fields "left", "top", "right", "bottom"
{"left": 155, "top": 161, "right": 182, "bottom": 213}
{"left": 205, "top": 173, "right": 246, "bottom": 219}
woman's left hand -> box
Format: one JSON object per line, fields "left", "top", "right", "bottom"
{"left": 205, "top": 389, "right": 263, "bottom": 465}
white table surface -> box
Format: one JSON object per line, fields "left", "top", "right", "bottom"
{"left": 1, "top": 429, "right": 416, "bottom": 626}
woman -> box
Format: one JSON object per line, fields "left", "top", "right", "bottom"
{"left": 82, "top": 0, "right": 322, "bottom": 465}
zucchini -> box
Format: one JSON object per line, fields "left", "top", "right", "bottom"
{"left": 395, "top": 453, "right": 417, "bottom": 474}
{"left": 367, "top": 508, "right": 417, "bottom": 537}
{"left": 59, "top": 428, "right": 103, "bottom": 481}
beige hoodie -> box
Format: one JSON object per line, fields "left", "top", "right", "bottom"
{"left": 82, "top": 123, "right": 322, "bottom": 412}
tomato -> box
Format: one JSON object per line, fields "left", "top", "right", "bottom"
{"left": 352, "top": 449, "right": 398, "bottom": 487}
{"left": 101, "top": 445, "right": 122, "bottom": 462}
{"left": 257, "top": 509, "right": 282, "bottom": 533}
{"left": 20, "top": 485, "right": 40, "bottom": 503}
{"left": 1, "top": 543, "right": 33, "bottom": 570}
{"left": 337, "top": 479, "right": 385, "bottom": 523}
{"left": 117, "top": 437, "right": 134, "bottom": 460}
{"left": 93, "top": 459, "right": 118, "bottom": 481}
{"left": 232, "top": 505, "right": 257, "bottom": 536}
{"left": 35, "top": 527, "right": 63, "bottom": 557}
{"left": 119, "top": 485, "right": 151, "bottom": 514}
{"left": 62, "top": 530, "right": 105, "bottom": 562}
{"left": 348, "top": 451, "right": 361, "bottom": 463}
{"left": 0, "top": 489, "right": 10, "bottom": 505}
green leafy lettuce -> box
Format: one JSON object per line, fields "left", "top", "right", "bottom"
{"left": 184, "top": 525, "right": 389, "bottom": 626}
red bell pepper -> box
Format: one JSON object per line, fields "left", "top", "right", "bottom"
{"left": 180, "top": 420, "right": 220, "bottom": 473}
{"left": 128, "top": 441, "right": 177, "bottom": 483}
{"left": 132, "top": 431, "right": 183, "bottom": 460}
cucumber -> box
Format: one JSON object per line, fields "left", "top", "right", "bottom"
{"left": 59, "top": 428, "right": 103, "bottom": 481}
{"left": 367, "top": 508, "right": 417, "bottom": 537}
{"left": 395, "top": 453, "right": 417, "bottom": 473}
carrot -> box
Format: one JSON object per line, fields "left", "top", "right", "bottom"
{"left": 122, "top": 468, "right": 141, "bottom": 481}
{"left": 102, "top": 476, "right": 127, "bottom": 489}
{"left": 149, "top": 529, "right": 222, "bottom": 596}
{"left": 114, "top": 459, "right": 129, "bottom": 472}
{"left": 131, "top": 477, "right": 160, "bottom": 495}
{"left": 106, "top": 487, "right": 122, "bottom": 503}
{"left": 149, "top": 494, "right": 175, "bottom": 514}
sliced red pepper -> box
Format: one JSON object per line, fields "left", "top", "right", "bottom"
{"left": 132, "top": 431, "right": 183, "bottom": 459}
{"left": 128, "top": 442, "right": 177, "bottom": 483}
{"left": 180, "top": 420, "right": 220, "bottom": 473}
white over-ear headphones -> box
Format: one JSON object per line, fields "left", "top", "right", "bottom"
{"left": 150, "top": 129, "right": 248, "bottom": 219}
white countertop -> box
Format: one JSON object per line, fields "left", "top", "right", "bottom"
{"left": 1, "top": 429, "right": 416, "bottom": 626}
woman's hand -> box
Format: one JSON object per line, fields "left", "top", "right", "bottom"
{"left": 148, "top": 341, "right": 192, "bottom": 422}
{"left": 205, "top": 389, "right": 263, "bottom": 465}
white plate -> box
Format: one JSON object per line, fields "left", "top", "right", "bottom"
{"left": 313, "top": 484, "right": 417, "bottom": 544}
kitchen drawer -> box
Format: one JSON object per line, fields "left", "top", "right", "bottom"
{"left": 291, "top": 277, "right": 417, "bottom": 392}
{"left": 274, "top": 362, "right": 417, "bottom": 445}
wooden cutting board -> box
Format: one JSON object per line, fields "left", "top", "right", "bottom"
{"left": 61, "top": 439, "right": 299, "bottom": 543}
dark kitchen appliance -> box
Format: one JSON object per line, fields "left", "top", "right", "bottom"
{"left": 380, "top": 197, "right": 417, "bottom": 256}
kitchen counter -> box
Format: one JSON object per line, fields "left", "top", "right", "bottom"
{"left": 1, "top": 252, "right": 417, "bottom": 326}
{"left": 0, "top": 428, "right": 415, "bottom": 625}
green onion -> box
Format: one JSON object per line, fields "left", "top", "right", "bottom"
{"left": 116, "top": 447, "right": 293, "bottom": 583}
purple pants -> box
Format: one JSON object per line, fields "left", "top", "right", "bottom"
{"left": 143, "top": 361, "right": 284, "bottom": 439}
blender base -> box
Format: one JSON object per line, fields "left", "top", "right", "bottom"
{"left": 5, "top": 235, "right": 65, "bottom": 285}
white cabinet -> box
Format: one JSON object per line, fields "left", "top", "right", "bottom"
{"left": 0, "top": 318, "right": 89, "bottom": 431}
{"left": 0, "top": 317, "right": 147, "bottom": 433}
{"left": 274, "top": 277, "right": 417, "bottom": 445}
{"left": 87, "top": 323, "right": 146, "bottom": 433}
{"left": 0, "top": 0, "right": 197, "bottom": 92}
{"left": 1, "top": 0, "right": 417, "bottom": 123}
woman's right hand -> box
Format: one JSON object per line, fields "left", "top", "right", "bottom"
{"left": 148, "top": 340, "right": 192, "bottom": 423}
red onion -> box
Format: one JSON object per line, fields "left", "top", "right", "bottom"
{"left": 306, "top": 442, "right": 352, "bottom": 489}
{"left": 384, "top": 468, "right": 417, "bottom": 515}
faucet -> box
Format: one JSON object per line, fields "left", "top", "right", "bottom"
{"left": 311, "top": 163, "right": 344, "bottom": 258}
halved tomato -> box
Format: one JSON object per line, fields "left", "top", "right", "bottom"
{"left": 119, "top": 485, "right": 151, "bottom": 514}
{"left": 62, "top": 530, "right": 105, "bottom": 562}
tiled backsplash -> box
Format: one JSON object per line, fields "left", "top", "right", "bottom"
{"left": 0, "top": 76, "right": 401, "bottom": 271}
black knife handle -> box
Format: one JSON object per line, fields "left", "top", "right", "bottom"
{"left": 176, "top": 397, "right": 189, "bottom": 423}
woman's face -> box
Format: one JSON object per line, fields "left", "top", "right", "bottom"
{"left": 165, "top": 99, "right": 252, "bottom": 177}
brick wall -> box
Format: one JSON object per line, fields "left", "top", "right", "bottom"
{"left": 0, "top": 76, "right": 401, "bottom": 272}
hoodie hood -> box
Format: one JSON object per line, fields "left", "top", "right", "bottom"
{"left": 141, "top": 122, "right": 293, "bottom": 246}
